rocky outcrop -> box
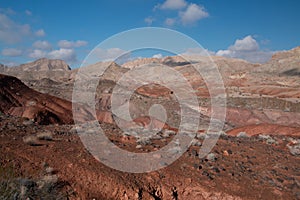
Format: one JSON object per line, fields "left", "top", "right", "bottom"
{"left": 14, "top": 58, "right": 71, "bottom": 71}
{"left": 0, "top": 74, "right": 74, "bottom": 124}
{"left": 227, "top": 123, "right": 300, "bottom": 136}
{"left": 122, "top": 57, "right": 160, "bottom": 69}
{"left": 256, "top": 46, "right": 300, "bottom": 75}
{"left": 2, "top": 58, "right": 72, "bottom": 82}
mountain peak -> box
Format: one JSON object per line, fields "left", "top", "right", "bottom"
{"left": 270, "top": 46, "right": 300, "bottom": 61}
{"left": 18, "top": 58, "right": 71, "bottom": 71}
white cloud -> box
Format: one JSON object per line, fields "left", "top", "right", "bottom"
{"left": 0, "top": 8, "right": 16, "bottom": 15}
{"left": 93, "top": 48, "right": 129, "bottom": 62}
{"left": 0, "top": 13, "right": 31, "bottom": 43}
{"left": 182, "top": 47, "right": 215, "bottom": 56}
{"left": 48, "top": 48, "right": 77, "bottom": 63}
{"left": 25, "top": 10, "right": 32, "bottom": 16}
{"left": 35, "top": 29, "right": 45, "bottom": 37}
{"left": 25, "top": 39, "right": 88, "bottom": 64}
{"left": 179, "top": 3, "right": 209, "bottom": 25}
{"left": 1, "top": 48, "right": 22, "bottom": 57}
{"left": 158, "top": 0, "right": 187, "bottom": 10}
{"left": 0, "top": 12, "right": 46, "bottom": 44}
{"left": 58, "top": 40, "right": 87, "bottom": 48}
{"left": 28, "top": 49, "right": 47, "bottom": 59}
{"left": 165, "top": 18, "right": 176, "bottom": 26}
{"left": 229, "top": 35, "right": 259, "bottom": 52}
{"left": 150, "top": 1, "right": 208, "bottom": 26}
{"left": 27, "top": 47, "right": 78, "bottom": 64}
{"left": 145, "top": 17, "right": 155, "bottom": 26}
{"left": 216, "top": 35, "right": 274, "bottom": 63}
{"left": 152, "top": 53, "right": 163, "bottom": 58}
{"left": 0, "top": 59, "right": 19, "bottom": 66}
{"left": 216, "top": 50, "right": 231, "bottom": 57}
{"left": 32, "top": 40, "right": 52, "bottom": 50}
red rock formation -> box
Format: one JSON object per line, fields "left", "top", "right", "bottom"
{"left": 0, "top": 74, "right": 73, "bottom": 124}
{"left": 227, "top": 123, "right": 300, "bottom": 137}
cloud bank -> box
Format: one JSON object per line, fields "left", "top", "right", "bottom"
{"left": 58, "top": 40, "right": 87, "bottom": 48}
{"left": 158, "top": 0, "right": 187, "bottom": 10}
{"left": 2, "top": 48, "right": 23, "bottom": 57}
{"left": 216, "top": 35, "right": 274, "bottom": 63}
{"left": 149, "top": 0, "right": 209, "bottom": 26}
{"left": 179, "top": 4, "right": 209, "bottom": 25}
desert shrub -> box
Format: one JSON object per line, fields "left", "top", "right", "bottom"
{"left": 36, "top": 131, "right": 53, "bottom": 141}
{"left": 0, "top": 164, "right": 72, "bottom": 199}
{"left": 23, "top": 135, "right": 40, "bottom": 146}
{"left": 0, "top": 164, "right": 18, "bottom": 199}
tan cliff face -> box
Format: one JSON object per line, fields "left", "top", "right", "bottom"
{"left": 270, "top": 46, "right": 300, "bottom": 61}
{"left": 122, "top": 57, "right": 161, "bottom": 69}
{"left": 255, "top": 46, "right": 300, "bottom": 75}
{"left": 1, "top": 58, "right": 72, "bottom": 82}
{"left": 16, "top": 58, "right": 71, "bottom": 71}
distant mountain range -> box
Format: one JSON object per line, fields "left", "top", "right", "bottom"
{"left": 1, "top": 46, "right": 299, "bottom": 80}
{"left": 0, "top": 46, "right": 300, "bottom": 130}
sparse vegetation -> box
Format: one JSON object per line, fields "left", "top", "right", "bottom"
{"left": 23, "top": 132, "right": 54, "bottom": 146}
{"left": 37, "top": 131, "right": 53, "bottom": 141}
{"left": 0, "top": 164, "right": 18, "bottom": 199}
{"left": 0, "top": 164, "right": 71, "bottom": 199}
{"left": 258, "top": 134, "right": 278, "bottom": 145}
{"left": 23, "top": 135, "right": 40, "bottom": 146}
{"left": 136, "top": 137, "right": 152, "bottom": 145}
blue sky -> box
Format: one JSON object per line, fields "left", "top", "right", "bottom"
{"left": 0, "top": 0, "right": 300, "bottom": 68}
